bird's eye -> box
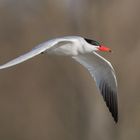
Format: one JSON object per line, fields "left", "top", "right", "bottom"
{"left": 91, "top": 41, "right": 100, "bottom": 46}
{"left": 84, "top": 38, "right": 100, "bottom": 46}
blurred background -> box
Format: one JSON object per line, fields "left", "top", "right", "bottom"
{"left": 0, "top": 0, "right": 140, "bottom": 140}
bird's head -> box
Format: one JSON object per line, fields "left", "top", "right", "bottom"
{"left": 84, "top": 38, "right": 111, "bottom": 52}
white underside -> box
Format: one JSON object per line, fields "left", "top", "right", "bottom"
{"left": 47, "top": 43, "right": 80, "bottom": 55}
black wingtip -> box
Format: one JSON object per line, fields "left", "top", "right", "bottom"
{"left": 114, "top": 116, "right": 118, "bottom": 123}
{"left": 99, "top": 81, "right": 118, "bottom": 123}
{"left": 110, "top": 93, "right": 118, "bottom": 123}
{"left": 112, "top": 104, "right": 118, "bottom": 123}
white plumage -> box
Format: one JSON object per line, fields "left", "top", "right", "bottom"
{"left": 0, "top": 36, "right": 118, "bottom": 122}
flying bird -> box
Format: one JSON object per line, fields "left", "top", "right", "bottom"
{"left": 0, "top": 36, "right": 118, "bottom": 122}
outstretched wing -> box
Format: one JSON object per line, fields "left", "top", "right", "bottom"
{"left": 0, "top": 39, "right": 72, "bottom": 69}
{"left": 73, "top": 52, "right": 118, "bottom": 122}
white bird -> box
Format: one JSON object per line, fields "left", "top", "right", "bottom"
{"left": 0, "top": 36, "right": 118, "bottom": 122}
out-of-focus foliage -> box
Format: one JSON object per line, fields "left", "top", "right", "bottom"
{"left": 0, "top": 0, "right": 140, "bottom": 140}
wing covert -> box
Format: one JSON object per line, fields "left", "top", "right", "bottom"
{"left": 0, "top": 39, "right": 72, "bottom": 69}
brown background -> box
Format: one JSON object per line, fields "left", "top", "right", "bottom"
{"left": 0, "top": 0, "right": 140, "bottom": 140}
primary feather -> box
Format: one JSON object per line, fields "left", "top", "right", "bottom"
{"left": 73, "top": 52, "right": 118, "bottom": 122}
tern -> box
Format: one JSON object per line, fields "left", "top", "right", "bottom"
{"left": 0, "top": 36, "right": 118, "bottom": 122}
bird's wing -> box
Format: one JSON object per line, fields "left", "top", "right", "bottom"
{"left": 0, "top": 39, "right": 72, "bottom": 69}
{"left": 72, "top": 52, "right": 118, "bottom": 122}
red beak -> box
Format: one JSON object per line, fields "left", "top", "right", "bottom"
{"left": 98, "top": 45, "right": 111, "bottom": 52}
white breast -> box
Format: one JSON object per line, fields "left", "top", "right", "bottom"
{"left": 47, "top": 37, "right": 83, "bottom": 55}
{"left": 47, "top": 36, "right": 95, "bottom": 56}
